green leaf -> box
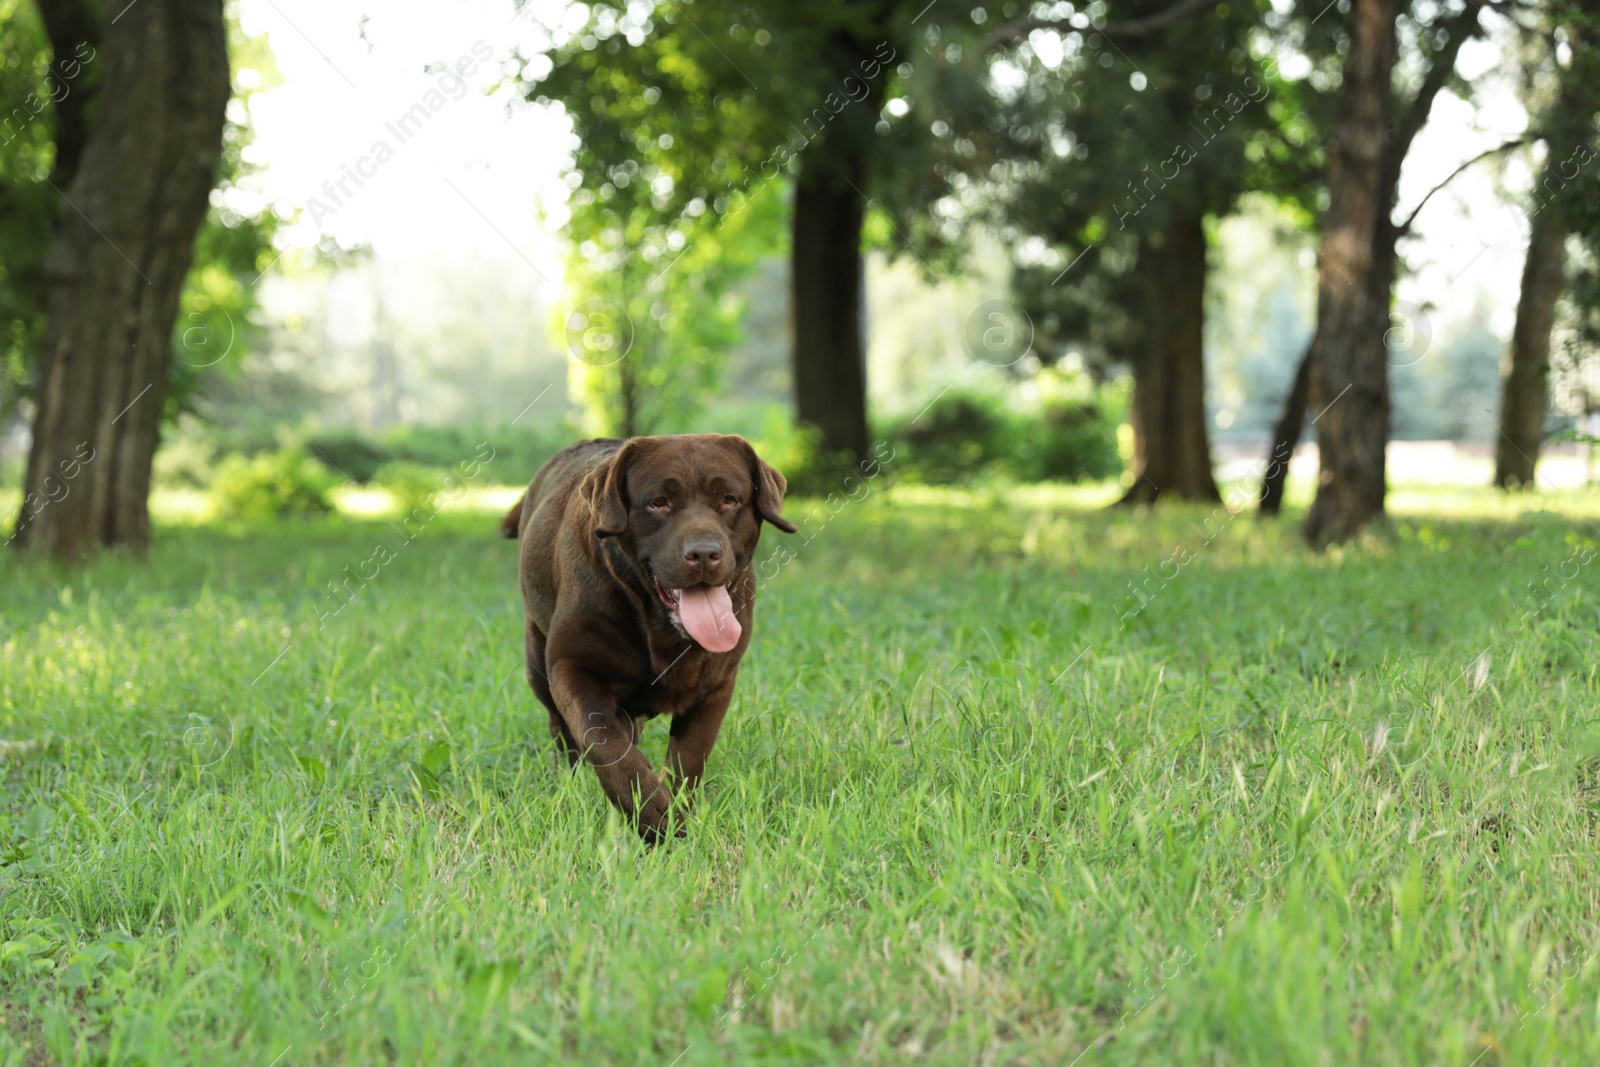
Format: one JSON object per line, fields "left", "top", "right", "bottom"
{"left": 295, "top": 753, "right": 327, "bottom": 783}
{"left": 59, "top": 958, "right": 96, "bottom": 988}
{"left": 692, "top": 964, "right": 730, "bottom": 1019}
{"left": 463, "top": 960, "right": 520, "bottom": 1015}
{"left": 412, "top": 767, "right": 441, "bottom": 800}
{"left": 20, "top": 803, "right": 52, "bottom": 840}
{"left": 421, "top": 739, "right": 451, "bottom": 777}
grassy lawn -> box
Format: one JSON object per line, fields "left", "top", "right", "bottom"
{"left": 3, "top": 481, "right": 1600, "bottom": 1064}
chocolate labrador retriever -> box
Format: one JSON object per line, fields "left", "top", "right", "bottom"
{"left": 501, "top": 435, "right": 795, "bottom": 841}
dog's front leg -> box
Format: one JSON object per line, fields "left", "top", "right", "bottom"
{"left": 550, "top": 660, "right": 676, "bottom": 842}
{"left": 665, "top": 679, "right": 735, "bottom": 799}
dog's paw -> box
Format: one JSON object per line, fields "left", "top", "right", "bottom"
{"left": 633, "top": 780, "right": 684, "bottom": 844}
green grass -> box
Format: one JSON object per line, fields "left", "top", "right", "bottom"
{"left": 3, "top": 482, "right": 1600, "bottom": 1065}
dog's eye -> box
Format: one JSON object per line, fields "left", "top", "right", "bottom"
{"left": 721, "top": 494, "right": 740, "bottom": 508}
{"left": 647, "top": 497, "right": 670, "bottom": 512}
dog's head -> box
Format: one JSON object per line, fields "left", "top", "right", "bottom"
{"left": 580, "top": 434, "right": 796, "bottom": 651}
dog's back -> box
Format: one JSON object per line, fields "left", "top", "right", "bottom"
{"left": 499, "top": 438, "right": 622, "bottom": 540}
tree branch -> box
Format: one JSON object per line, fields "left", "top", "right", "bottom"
{"left": 1389, "top": 3, "right": 1487, "bottom": 174}
{"left": 984, "top": 0, "right": 1216, "bottom": 52}
{"left": 1395, "top": 138, "right": 1526, "bottom": 234}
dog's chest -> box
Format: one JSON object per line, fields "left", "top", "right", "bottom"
{"left": 619, "top": 647, "right": 730, "bottom": 718}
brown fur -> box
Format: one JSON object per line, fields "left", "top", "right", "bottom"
{"left": 506, "top": 434, "right": 795, "bottom": 842}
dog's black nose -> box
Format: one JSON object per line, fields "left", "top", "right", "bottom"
{"left": 682, "top": 537, "right": 724, "bottom": 570}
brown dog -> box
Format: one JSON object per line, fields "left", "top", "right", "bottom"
{"left": 501, "top": 435, "right": 796, "bottom": 841}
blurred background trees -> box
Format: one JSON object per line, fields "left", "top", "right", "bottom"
{"left": 973, "top": 0, "right": 1307, "bottom": 504}
{"left": 1499, "top": 0, "right": 1600, "bottom": 488}
{"left": 2, "top": 0, "right": 1597, "bottom": 558}
{"left": 525, "top": 0, "right": 934, "bottom": 468}
{"left": 1, "top": 0, "right": 276, "bottom": 555}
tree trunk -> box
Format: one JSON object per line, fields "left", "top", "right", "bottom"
{"left": 35, "top": 0, "right": 101, "bottom": 188}
{"left": 1117, "top": 213, "right": 1219, "bottom": 504}
{"left": 1304, "top": 0, "right": 1397, "bottom": 545}
{"left": 1495, "top": 187, "right": 1569, "bottom": 489}
{"left": 618, "top": 325, "right": 642, "bottom": 439}
{"left": 791, "top": 158, "right": 870, "bottom": 468}
{"left": 1258, "top": 338, "right": 1314, "bottom": 516}
{"left": 11, "top": 0, "right": 231, "bottom": 559}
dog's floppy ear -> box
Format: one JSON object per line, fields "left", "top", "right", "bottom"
{"left": 736, "top": 437, "right": 797, "bottom": 533}
{"left": 581, "top": 441, "right": 637, "bottom": 537}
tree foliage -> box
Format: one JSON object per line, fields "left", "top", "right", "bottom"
{"left": 518, "top": 0, "right": 933, "bottom": 442}
{"left": 558, "top": 177, "right": 786, "bottom": 437}
{"left": 954, "top": 1, "right": 1323, "bottom": 373}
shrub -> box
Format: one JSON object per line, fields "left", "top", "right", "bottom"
{"left": 151, "top": 431, "right": 218, "bottom": 490}
{"left": 1027, "top": 401, "right": 1122, "bottom": 481}
{"left": 1017, "top": 372, "right": 1126, "bottom": 483}
{"left": 385, "top": 425, "right": 564, "bottom": 487}
{"left": 304, "top": 431, "right": 393, "bottom": 484}
{"left": 211, "top": 449, "right": 338, "bottom": 520}
{"left": 374, "top": 461, "right": 445, "bottom": 514}
{"left": 884, "top": 371, "right": 1124, "bottom": 485}
{"left": 887, "top": 389, "right": 1013, "bottom": 485}
{"left": 299, "top": 425, "right": 565, "bottom": 486}
{"left": 746, "top": 406, "right": 830, "bottom": 496}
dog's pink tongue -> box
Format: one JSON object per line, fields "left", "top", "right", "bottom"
{"left": 678, "top": 584, "right": 741, "bottom": 652}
